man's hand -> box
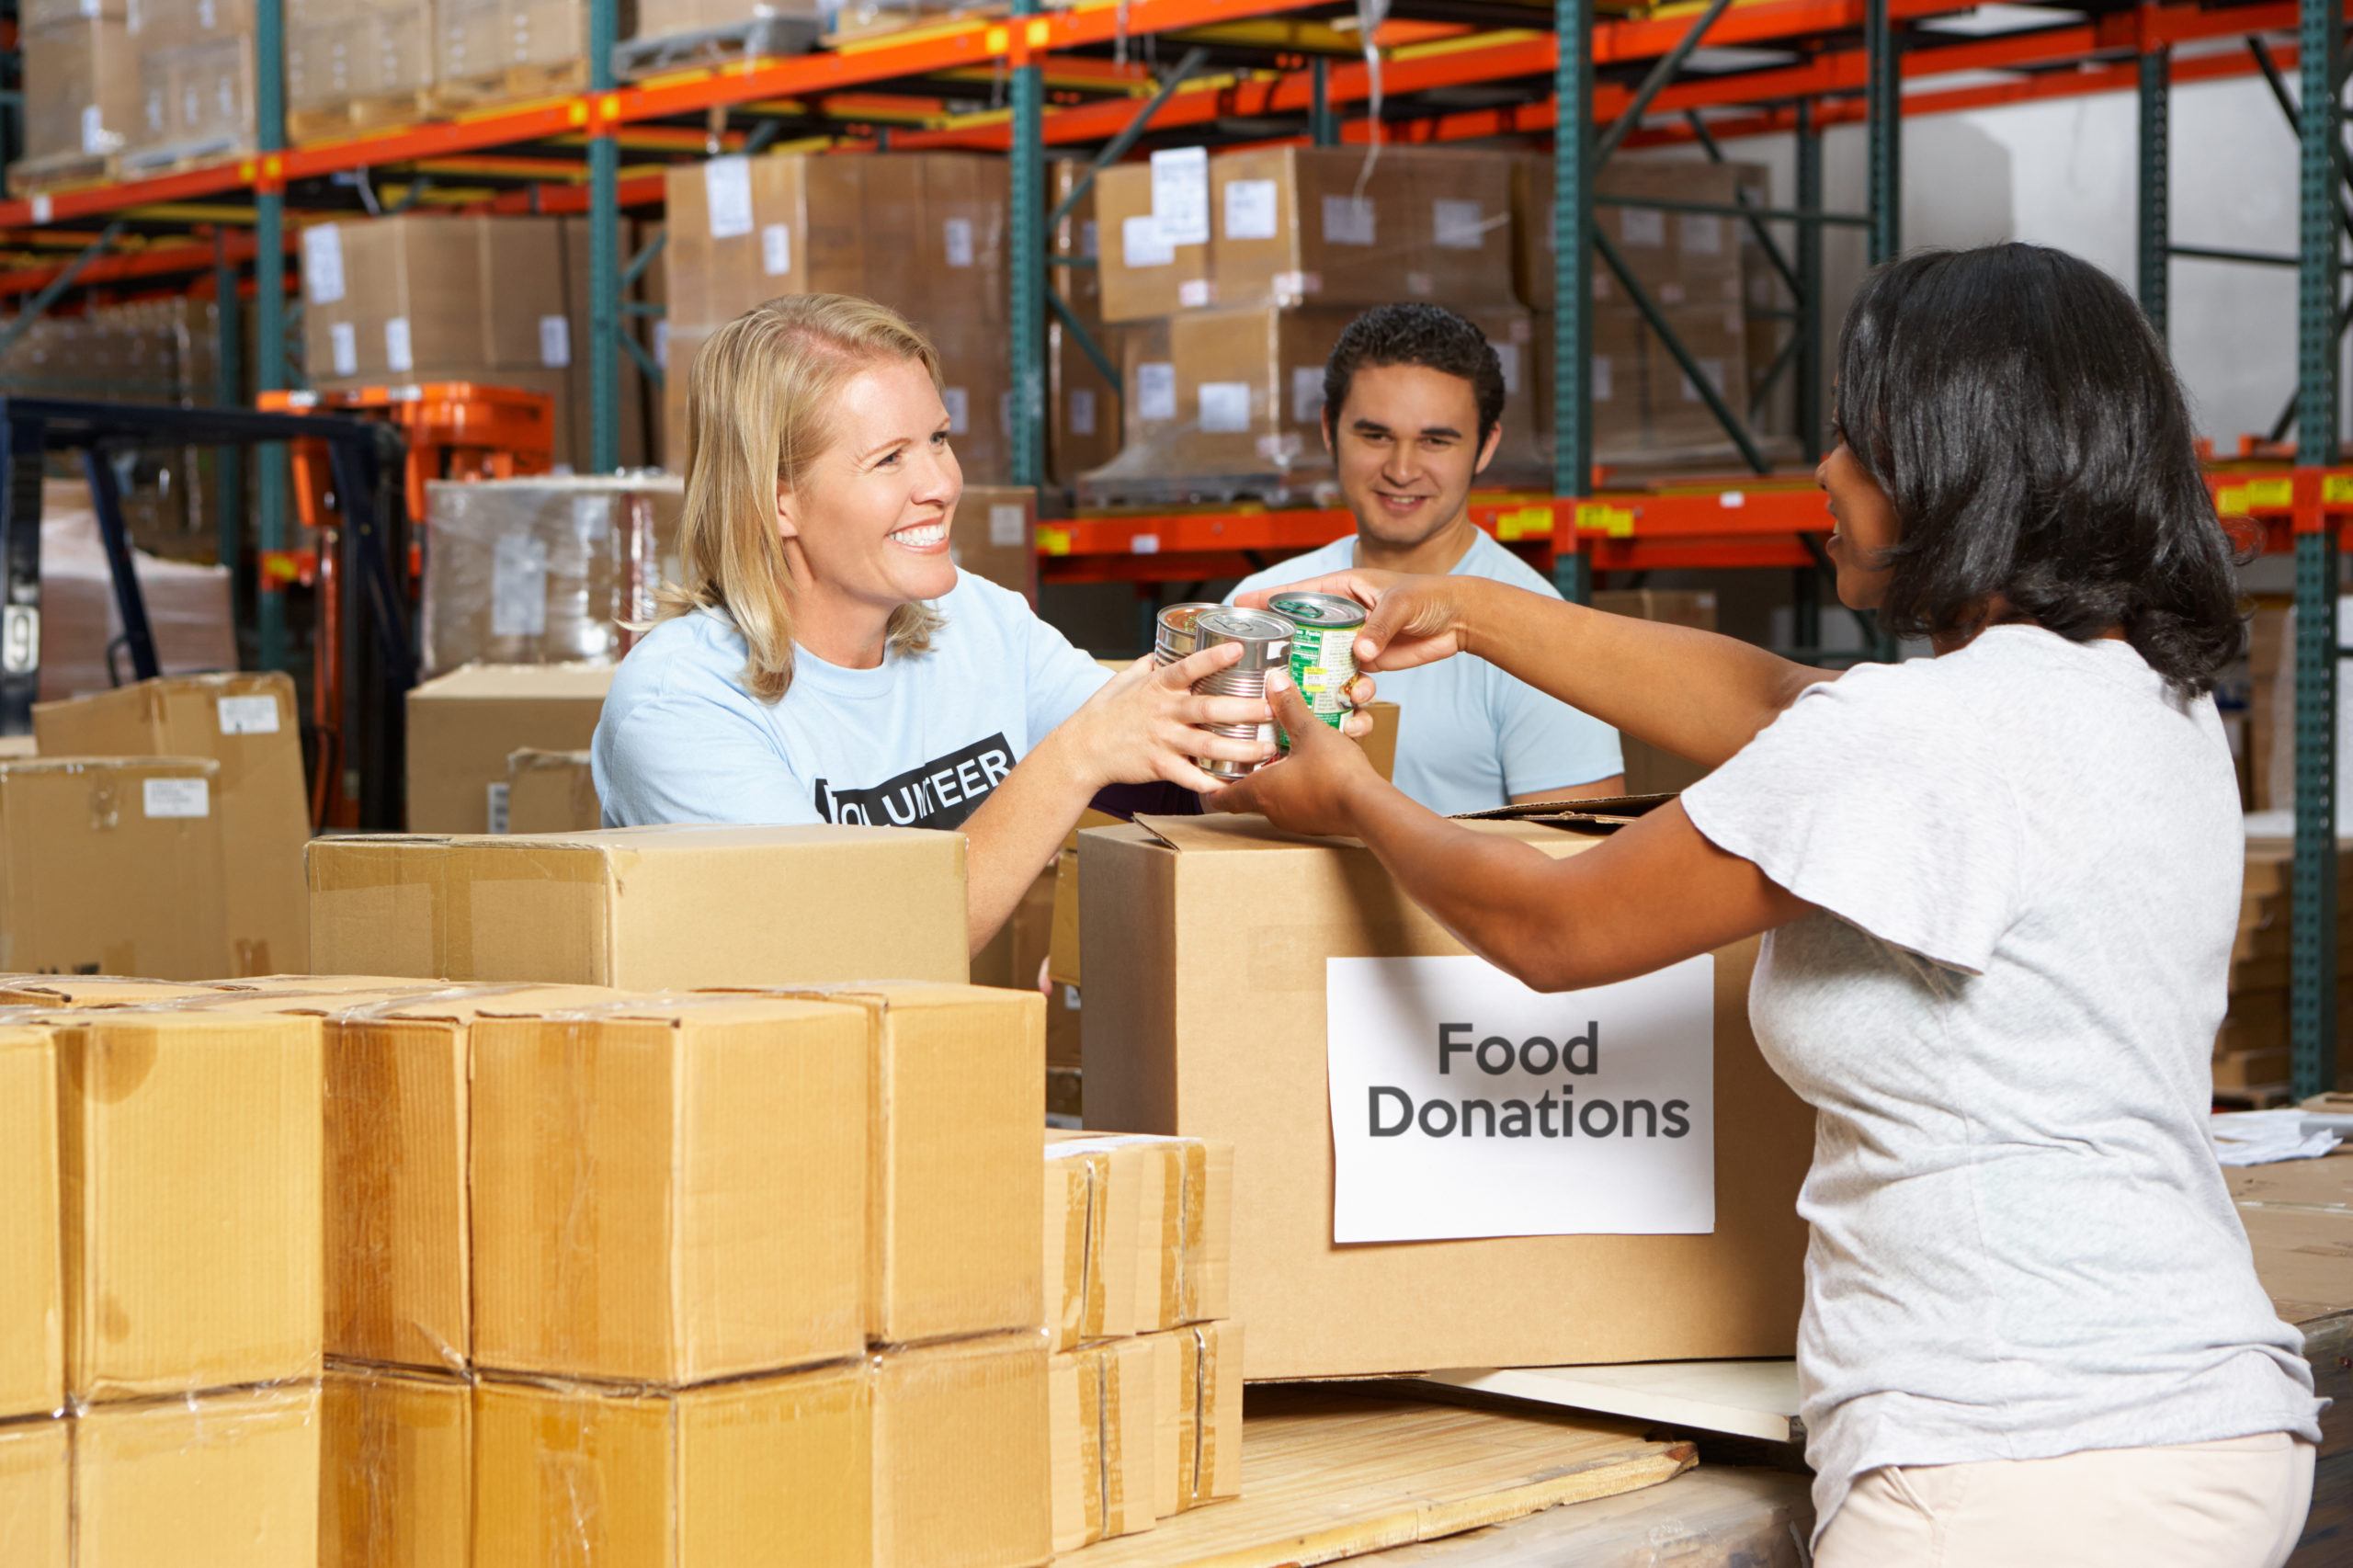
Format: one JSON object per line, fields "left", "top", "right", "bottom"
{"left": 1237, "top": 569, "right": 1485, "bottom": 674}
{"left": 1209, "top": 674, "right": 1383, "bottom": 838}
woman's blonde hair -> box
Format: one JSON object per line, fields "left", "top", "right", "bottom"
{"left": 655, "top": 293, "right": 949, "bottom": 702}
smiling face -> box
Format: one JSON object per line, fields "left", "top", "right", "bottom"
{"left": 776, "top": 354, "right": 962, "bottom": 632}
{"left": 1817, "top": 440, "right": 1900, "bottom": 610}
{"left": 1325, "top": 362, "right": 1501, "bottom": 551}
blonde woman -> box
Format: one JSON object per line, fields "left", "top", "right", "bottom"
{"left": 594, "top": 294, "right": 1336, "bottom": 950}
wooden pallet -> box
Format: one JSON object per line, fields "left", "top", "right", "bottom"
{"left": 289, "top": 90, "right": 437, "bottom": 146}
{"left": 6, "top": 150, "right": 111, "bottom": 199}
{"left": 431, "top": 57, "right": 589, "bottom": 114}
{"left": 109, "top": 140, "right": 252, "bottom": 185}
{"left": 1056, "top": 1385, "right": 1692, "bottom": 1568}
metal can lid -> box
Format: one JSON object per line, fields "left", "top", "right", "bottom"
{"left": 1157, "top": 602, "right": 1222, "bottom": 634}
{"left": 1269, "top": 591, "right": 1368, "bottom": 630}
{"left": 1195, "top": 607, "right": 1295, "bottom": 643}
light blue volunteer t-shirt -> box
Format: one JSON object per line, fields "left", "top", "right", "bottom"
{"left": 1228, "top": 529, "right": 1622, "bottom": 815}
{"left": 593, "top": 572, "right": 1111, "bottom": 829}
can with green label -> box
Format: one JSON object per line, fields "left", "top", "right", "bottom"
{"left": 1269, "top": 591, "right": 1365, "bottom": 731}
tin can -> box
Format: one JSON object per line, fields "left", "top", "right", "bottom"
{"left": 1190, "top": 608, "right": 1291, "bottom": 780}
{"left": 1269, "top": 591, "right": 1365, "bottom": 731}
{"left": 1154, "top": 602, "right": 1222, "bottom": 666}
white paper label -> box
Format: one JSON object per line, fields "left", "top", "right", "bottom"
{"left": 303, "top": 225, "right": 347, "bottom": 304}
{"left": 1432, "top": 199, "right": 1486, "bottom": 251}
{"left": 199, "top": 0, "right": 216, "bottom": 26}
{"left": 1290, "top": 366, "right": 1324, "bottom": 425}
{"left": 81, "top": 105, "right": 108, "bottom": 155}
{"left": 1658, "top": 280, "right": 1687, "bottom": 306}
{"left": 1321, "top": 195, "right": 1376, "bottom": 246}
{"left": 1176, "top": 278, "right": 1211, "bottom": 309}
{"left": 485, "top": 781, "right": 510, "bottom": 835}
{"left": 1198, "top": 381, "right": 1251, "bottom": 434}
{"left": 328, "top": 322, "right": 358, "bottom": 378}
{"left": 703, "top": 155, "right": 755, "bottom": 240}
{"left": 29, "top": 196, "right": 51, "bottom": 226}
{"left": 1223, "top": 178, "right": 1279, "bottom": 241}
{"left": 1325, "top": 954, "right": 1716, "bottom": 1243}
{"left": 942, "top": 217, "right": 974, "bottom": 268}
{"left": 989, "top": 503, "right": 1026, "bottom": 548}
{"left": 384, "top": 317, "right": 414, "bottom": 373}
{"left": 653, "top": 320, "right": 670, "bottom": 369}
{"left": 1681, "top": 358, "right": 1727, "bottom": 403}
{"left": 538, "top": 314, "right": 571, "bottom": 368}
{"left": 1120, "top": 213, "right": 1174, "bottom": 269}
{"left": 1068, "top": 387, "right": 1097, "bottom": 437}
{"left": 1495, "top": 341, "right": 1521, "bottom": 396}
{"left": 1135, "top": 362, "right": 1176, "bottom": 422}
{"left": 1620, "top": 207, "right": 1665, "bottom": 247}
{"left": 1079, "top": 219, "right": 1098, "bottom": 260}
{"left": 1149, "top": 146, "right": 1211, "bottom": 246}
{"left": 1594, "top": 356, "right": 1615, "bottom": 403}
{"left": 942, "top": 387, "right": 970, "bottom": 435}
{"left": 491, "top": 533, "right": 549, "bottom": 638}
{"left": 142, "top": 777, "right": 210, "bottom": 819}
{"left": 216, "top": 695, "right": 280, "bottom": 735}
{"left": 572, "top": 494, "right": 610, "bottom": 542}
{"left": 1680, "top": 212, "right": 1724, "bottom": 256}
{"left": 760, "top": 222, "right": 791, "bottom": 276}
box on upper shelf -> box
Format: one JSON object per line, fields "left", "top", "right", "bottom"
{"left": 404, "top": 661, "right": 614, "bottom": 835}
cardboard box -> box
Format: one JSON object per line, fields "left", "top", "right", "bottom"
{"left": 55, "top": 1011, "right": 324, "bottom": 1399}
{"left": 129, "top": 33, "right": 255, "bottom": 169}
{"left": 438, "top": 0, "right": 590, "bottom": 81}
{"left": 0, "top": 1418, "right": 67, "bottom": 1568}
{"left": 506, "top": 748, "right": 601, "bottom": 834}
{"left": 1097, "top": 162, "right": 1211, "bottom": 324}
{"left": 874, "top": 1333, "right": 1052, "bottom": 1568}
{"left": 475, "top": 1363, "right": 870, "bottom": 1568}
{"left": 1176, "top": 1320, "right": 1242, "bottom": 1508}
{"left": 0, "top": 976, "right": 225, "bottom": 1007}
{"left": 1210, "top": 146, "right": 1515, "bottom": 312}
{"left": 321, "top": 1366, "right": 472, "bottom": 1568}
{"left": 402, "top": 662, "right": 613, "bottom": 834}
{"left": 326, "top": 984, "right": 625, "bottom": 1372}
{"left": 1082, "top": 814, "right": 1814, "bottom": 1379}
{"left": 970, "top": 865, "right": 1055, "bottom": 996}
{"left": 1511, "top": 155, "right": 1750, "bottom": 315}
{"left": 1051, "top": 316, "right": 1124, "bottom": 486}
{"left": 742, "top": 983, "right": 1042, "bottom": 1346}
{"left": 1138, "top": 1329, "right": 1184, "bottom": 1518}
{"left": 472, "top": 994, "right": 870, "bottom": 1381}
{"left": 310, "top": 824, "right": 970, "bottom": 986}
{"left": 74, "top": 1381, "right": 322, "bottom": 1568}
{"left": 0, "top": 756, "right": 232, "bottom": 981}
{"left": 1048, "top": 1335, "right": 1162, "bottom": 1551}
{"left": 949, "top": 483, "right": 1038, "bottom": 603}
{"left": 20, "top": 18, "right": 142, "bottom": 169}
{"left": 1043, "top": 1131, "right": 1233, "bottom": 1332}
{"left": 1588, "top": 591, "right": 1717, "bottom": 795}
{"left": 0, "top": 1029, "right": 62, "bottom": 1421}
{"left": 286, "top": 2, "right": 433, "bottom": 115}
{"left": 33, "top": 671, "right": 310, "bottom": 975}
{"left": 301, "top": 217, "right": 565, "bottom": 381}
{"left": 1041, "top": 1142, "right": 1110, "bottom": 1351}
{"left": 1644, "top": 301, "right": 1750, "bottom": 453}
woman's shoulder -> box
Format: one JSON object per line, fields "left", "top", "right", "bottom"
{"left": 608, "top": 606, "right": 756, "bottom": 708}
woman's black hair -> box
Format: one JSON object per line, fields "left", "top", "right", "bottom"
{"left": 1834, "top": 243, "right": 2244, "bottom": 692}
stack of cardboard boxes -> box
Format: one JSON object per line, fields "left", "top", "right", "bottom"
{"left": 2222, "top": 844, "right": 2353, "bottom": 1093}
{"left": 1048, "top": 161, "right": 1123, "bottom": 488}
{"left": 1086, "top": 145, "right": 1540, "bottom": 501}
{"left": 1040, "top": 1131, "right": 1240, "bottom": 1550}
{"left": 286, "top": 0, "right": 438, "bottom": 136}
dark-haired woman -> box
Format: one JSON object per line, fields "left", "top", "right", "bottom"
{"left": 1220, "top": 244, "right": 2323, "bottom": 1567}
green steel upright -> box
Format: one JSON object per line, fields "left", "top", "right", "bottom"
{"left": 1008, "top": 2, "right": 1045, "bottom": 490}
{"left": 1552, "top": 0, "right": 1594, "bottom": 606}
{"left": 2293, "top": 0, "right": 2341, "bottom": 1099}
{"left": 213, "top": 233, "right": 244, "bottom": 614}
{"left": 590, "top": 0, "right": 621, "bottom": 472}
{"left": 1865, "top": 0, "right": 1899, "bottom": 267}
{"left": 2136, "top": 49, "right": 2168, "bottom": 336}
{"left": 255, "top": 0, "right": 288, "bottom": 672}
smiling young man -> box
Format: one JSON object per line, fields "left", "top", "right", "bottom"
{"left": 1226, "top": 303, "right": 1623, "bottom": 813}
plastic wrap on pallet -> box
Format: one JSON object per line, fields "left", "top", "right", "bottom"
{"left": 321, "top": 1365, "right": 471, "bottom": 1568}
{"left": 421, "top": 474, "right": 684, "bottom": 676}
{"left": 636, "top": 0, "right": 826, "bottom": 43}
{"left": 285, "top": 0, "right": 435, "bottom": 123}
{"left": 118, "top": 1, "right": 259, "bottom": 175}
{"left": 17, "top": 17, "right": 142, "bottom": 177}
{"left": 76, "top": 1381, "right": 323, "bottom": 1566}
{"left": 33, "top": 483, "right": 236, "bottom": 699}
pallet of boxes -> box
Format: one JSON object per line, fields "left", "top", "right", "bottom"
{"left": 2222, "top": 841, "right": 2353, "bottom": 1099}
{"left": 14, "top": 0, "right": 256, "bottom": 192}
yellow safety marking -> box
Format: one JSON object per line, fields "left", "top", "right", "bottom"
{"left": 1028, "top": 18, "right": 1051, "bottom": 45}
{"left": 2216, "top": 485, "right": 2252, "bottom": 517}
{"left": 1037, "top": 525, "right": 1073, "bottom": 556}
{"left": 2325, "top": 475, "right": 2353, "bottom": 505}
{"left": 987, "top": 26, "right": 1010, "bottom": 51}
{"left": 1574, "top": 503, "right": 1636, "bottom": 537}
{"left": 1494, "top": 506, "right": 1553, "bottom": 540}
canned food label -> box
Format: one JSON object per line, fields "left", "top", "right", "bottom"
{"left": 1287, "top": 623, "right": 1356, "bottom": 729}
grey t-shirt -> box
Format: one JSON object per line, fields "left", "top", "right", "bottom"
{"left": 1682, "top": 625, "right": 2322, "bottom": 1542}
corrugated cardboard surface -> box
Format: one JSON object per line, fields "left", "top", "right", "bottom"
{"left": 0, "top": 1417, "right": 67, "bottom": 1568}
{"left": 1097, "top": 163, "right": 1211, "bottom": 324}
{"left": 32, "top": 672, "right": 310, "bottom": 975}
{"left": 321, "top": 1366, "right": 471, "bottom": 1568}
{"left": 0, "top": 1030, "right": 61, "bottom": 1420}
{"left": 309, "top": 824, "right": 968, "bottom": 987}
{"left": 474, "top": 1363, "right": 871, "bottom": 1568}
{"left": 949, "top": 484, "right": 1038, "bottom": 604}
{"left": 57, "top": 1012, "right": 324, "bottom": 1400}
{"left": 1081, "top": 814, "right": 1813, "bottom": 1379}
{"left": 402, "top": 662, "right": 613, "bottom": 835}
{"left": 471, "top": 995, "right": 870, "bottom": 1383}
{"left": 0, "top": 757, "right": 231, "bottom": 981}
{"left": 1209, "top": 147, "right": 1516, "bottom": 312}
{"left": 74, "top": 1381, "right": 322, "bottom": 1568}
{"left": 874, "top": 1333, "right": 1052, "bottom": 1568}
{"left": 505, "top": 748, "right": 601, "bottom": 834}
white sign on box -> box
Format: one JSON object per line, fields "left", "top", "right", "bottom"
{"left": 1149, "top": 146, "right": 1211, "bottom": 246}
{"left": 1325, "top": 954, "right": 1715, "bottom": 1242}
{"left": 142, "top": 778, "right": 210, "bottom": 819}
{"left": 703, "top": 155, "right": 755, "bottom": 240}
{"left": 1121, "top": 213, "right": 1175, "bottom": 269}
{"left": 216, "top": 695, "right": 279, "bottom": 735}
{"left": 302, "top": 226, "right": 346, "bottom": 304}
{"left": 1223, "top": 179, "right": 1278, "bottom": 241}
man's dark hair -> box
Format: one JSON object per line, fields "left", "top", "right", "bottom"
{"left": 1322, "top": 303, "right": 1507, "bottom": 448}
{"left": 1835, "top": 243, "right": 2243, "bottom": 692}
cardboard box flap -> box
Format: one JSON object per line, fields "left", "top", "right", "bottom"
{"left": 1130, "top": 812, "right": 1591, "bottom": 857}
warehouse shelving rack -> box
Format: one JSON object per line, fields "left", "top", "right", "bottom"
{"left": 0, "top": 0, "right": 2348, "bottom": 1088}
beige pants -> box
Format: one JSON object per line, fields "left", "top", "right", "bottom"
{"left": 1814, "top": 1432, "right": 2315, "bottom": 1568}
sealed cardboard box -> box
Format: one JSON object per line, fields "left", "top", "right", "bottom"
{"left": 301, "top": 217, "right": 564, "bottom": 381}
{"left": 0, "top": 1417, "right": 67, "bottom": 1568}
{"left": 1138, "top": 1329, "right": 1184, "bottom": 1518}
{"left": 56, "top": 1011, "right": 324, "bottom": 1399}
{"left": 1048, "top": 1335, "right": 1161, "bottom": 1551}
{"left": 1210, "top": 147, "right": 1515, "bottom": 311}
{"left": 1051, "top": 316, "right": 1123, "bottom": 486}
{"left": 128, "top": 32, "right": 255, "bottom": 171}
{"left": 874, "top": 1333, "right": 1051, "bottom": 1568}
{"left": 930, "top": 309, "right": 1017, "bottom": 484}
{"left": 310, "top": 824, "right": 970, "bottom": 986}
{"left": 1511, "top": 155, "right": 1751, "bottom": 314}
{"left": 33, "top": 671, "right": 309, "bottom": 975}
{"left": 1044, "top": 1131, "right": 1233, "bottom": 1333}
{"left": 1097, "top": 162, "right": 1211, "bottom": 324}
{"left": 0, "top": 757, "right": 232, "bottom": 981}
{"left": 949, "top": 484, "right": 1037, "bottom": 603}
{"left": 1644, "top": 301, "right": 1750, "bottom": 453}
{"left": 1042, "top": 1142, "right": 1111, "bottom": 1351}
{"left": 505, "top": 747, "right": 600, "bottom": 834}
{"left": 19, "top": 18, "right": 141, "bottom": 172}
{"left": 1176, "top": 1320, "right": 1242, "bottom": 1508}
{"left": 472, "top": 994, "right": 870, "bottom": 1381}
{"left": 1083, "top": 813, "right": 1813, "bottom": 1379}
{"left": 402, "top": 661, "right": 612, "bottom": 834}
{"left": 0, "top": 1029, "right": 60, "bottom": 1423}
{"left": 475, "top": 1366, "right": 870, "bottom": 1568}
{"left": 286, "top": 2, "right": 434, "bottom": 117}
{"left": 749, "top": 983, "right": 1043, "bottom": 1346}
{"left": 970, "top": 865, "right": 1055, "bottom": 995}
{"left": 74, "top": 1381, "right": 322, "bottom": 1568}
{"left": 0, "top": 976, "right": 224, "bottom": 1007}
{"left": 321, "top": 1366, "right": 471, "bottom": 1568}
